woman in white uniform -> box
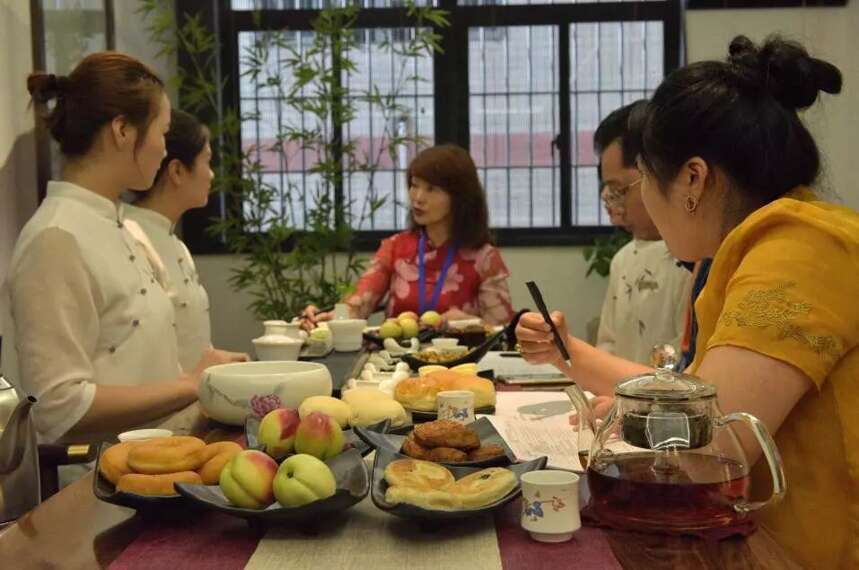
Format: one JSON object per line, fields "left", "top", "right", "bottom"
{"left": 125, "top": 110, "right": 248, "bottom": 371}
{"left": 1, "top": 52, "right": 234, "bottom": 444}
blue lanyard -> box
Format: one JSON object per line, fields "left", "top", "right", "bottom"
{"left": 418, "top": 231, "right": 456, "bottom": 314}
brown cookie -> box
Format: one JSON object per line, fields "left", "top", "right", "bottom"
{"left": 425, "top": 447, "right": 468, "bottom": 463}
{"left": 401, "top": 432, "right": 430, "bottom": 460}
{"left": 413, "top": 420, "right": 480, "bottom": 451}
{"left": 467, "top": 444, "right": 505, "bottom": 462}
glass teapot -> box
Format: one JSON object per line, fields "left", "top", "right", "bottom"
{"left": 566, "top": 353, "right": 786, "bottom": 532}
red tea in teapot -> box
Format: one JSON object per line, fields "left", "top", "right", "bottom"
{"left": 587, "top": 452, "right": 750, "bottom": 531}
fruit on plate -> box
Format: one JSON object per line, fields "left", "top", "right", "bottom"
{"left": 272, "top": 454, "right": 337, "bottom": 508}
{"left": 294, "top": 412, "right": 344, "bottom": 460}
{"left": 397, "top": 311, "right": 419, "bottom": 323}
{"left": 219, "top": 450, "right": 278, "bottom": 509}
{"left": 310, "top": 327, "right": 331, "bottom": 342}
{"left": 399, "top": 318, "right": 420, "bottom": 339}
{"left": 420, "top": 310, "right": 442, "bottom": 328}
{"left": 379, "top": 319, "right": 403, "bottom": 339}
{"left": 299, "top": 396, "right": 352, "bottom": 428}
{"left": 258, "top": 408, "right": 301, "bottom": 460}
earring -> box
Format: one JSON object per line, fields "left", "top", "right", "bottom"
{"left": 685, "top": 195, "right": 699, "bottom": 214}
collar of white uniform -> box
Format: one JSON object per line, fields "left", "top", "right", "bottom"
{"left": 46, "top": 180, "right": 124, "bottom": 222}
{"left": 124, "top": 203, "right": 176, "bottom": 235}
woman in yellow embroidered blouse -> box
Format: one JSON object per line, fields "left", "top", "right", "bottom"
{"left": 516, "top": 35, "right": 859, "bottom": 570}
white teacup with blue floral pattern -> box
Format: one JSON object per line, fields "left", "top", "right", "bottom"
{"left": 520, "top": 470, "right": 581, "bottom": 542}
{"left": 437, "top": 390, "right": 475, "bottom": 424}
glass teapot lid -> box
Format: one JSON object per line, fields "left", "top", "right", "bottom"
{"left": 615, "top": 369, "right": 716, "bottom": 403}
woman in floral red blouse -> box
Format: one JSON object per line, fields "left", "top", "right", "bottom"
{"left": 303, "top": 144, "right": 515, "bottom": 327}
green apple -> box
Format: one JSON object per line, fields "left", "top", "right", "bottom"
{"left": 272, "top": 454, "right": 337, "bottom": 508}
{"left": 379, "top": 319, "right": 403, "bottom": 339}
{"left": 257, "top": 408, "right": 301, "bottom": 460}
{"left": 294, "top": 412, "right": 344, "bottom": 460}
{"left": 399, "top": 318, "right": 420, "bottom": 339}
{"left": 420, "top": 310, "right": 442, "bottom": 328}
{"left": 219, "top": 450, "right": 278, "bottom": 509}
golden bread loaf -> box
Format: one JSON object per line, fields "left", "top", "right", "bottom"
{"left": 393, "top": 371, "right": 496, "bottom": 412}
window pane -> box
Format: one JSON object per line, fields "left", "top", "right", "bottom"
{"left": 461, "top": 0, "right": 662, "bottom": 5}
{"left": 237, "top": 29, "right": 434, "bottom": 231}
{"left": 232, "top": 0, "right": 434, "bottom": 10}
{"left": 469, "top": 26, "right": 560, "bottom": 228}
{"left": 570, "top": 21, "right": 663, "bottom": 225}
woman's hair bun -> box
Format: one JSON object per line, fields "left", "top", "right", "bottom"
{"left": 728, "top": 34, "right": 842, "bottom": 111}
{"left": 27, "top": 72, "right": 72, "bottom": 105}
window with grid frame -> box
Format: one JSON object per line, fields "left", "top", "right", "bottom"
{"left": 182, "top": 0, "right": 680, "bottom": 252}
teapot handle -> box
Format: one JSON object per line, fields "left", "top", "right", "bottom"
{"left": 715, "top": 412, "right": 786, "bottom": 514}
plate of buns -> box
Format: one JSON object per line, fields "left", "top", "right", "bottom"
{"left": 370, "top": 447, "right": 547, "bottom": 519}
{"left": 354, "top": 419, "right": 514, "bottom": 467}
{"left": 393, "top": 370, "right": 496, "bottom": 422}
{"left": 94, "top": 436, "right": 243, "bottom": 509}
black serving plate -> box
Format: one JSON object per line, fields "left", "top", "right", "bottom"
{"left": 176, "top": 448, "right": 370, "bottom": 524}
{"left": 93, "top": 442, "right": 188, "bottom": 509}
{"left": 370, "top": 447, "right": 547, "bottom": 520}
{"left": 245, "top": 415, "right": 389, "bottom": 458}
{"left": 362, "top": 326, "right": 440, "bottom": 347}
{"left": 400, "top": 328, "right": 506, "bottom": 372}
{"left": 353, "top": 417, "right": 514, "bottom": 468}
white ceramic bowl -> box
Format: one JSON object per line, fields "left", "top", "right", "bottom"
{"left": 253, "top": 338, "right": 302, "bottom": 361}
{"left": 117, "top": 428, "right": 173, "bottom": 442}
{"left": 431, "top": 338, "right": 460, "bottom": 349}
{"left": 199, "top": 361, "right": 333, "bottom": 425}
{"left": 327, "top": 319, "right": 368, "bottom": 352}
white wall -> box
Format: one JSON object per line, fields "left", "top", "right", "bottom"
{"left": 0, "top": 0, "right": 37, "bottom": 336}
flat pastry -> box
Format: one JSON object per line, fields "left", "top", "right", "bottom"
{"left": 385, "top": 485, "right": 461, "bottom": 511}
{"left": 413, "top": 420, "right": 480, "bottom": 451}
{"left": 384, "top": 458, "right": 455, "bottom": 490}
{"left": 450, "top": 467, "right": 518, "bottom": 509}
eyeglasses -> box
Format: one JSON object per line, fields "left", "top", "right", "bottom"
{"left": 601, "top": 178, "right": 642, "bottom": 206}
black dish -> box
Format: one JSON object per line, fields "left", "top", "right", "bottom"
{"left": 362, "top": 326, "right": 440, "bottom": 347}
{"left": 93, "top": 442, "right": 187, "bottom": 509}
{"left": 245, "top": 415, "right": 389, "bottom": 457}
{"left": 370, "top": 447, "right": 548, "bottom": 520}
{"left": 353, "top": 417, "right": 514, "bottom": 468}
{"left": 400, "top": 328, "right": 506, "bottom": 372}
{"left": 176, "top": 448, "right": 370, "bottom": 524}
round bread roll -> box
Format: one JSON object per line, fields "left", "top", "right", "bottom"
{"left": 394, "top": 371, "right": 496, "bottom": 412}
{"left": 349, "top": 397, "right": 409, "bottom": 428}
{"left": 299, "top": 396, "right": 352, "bottom": 428}
{"left": 341, "top": 387, "right": 393, "bottom": 405}
{"left": 117, "top": 471, "right": 202, "bottom": 497}
{"left": 450, "top": 467, "right": 517, "bottom": 508}
{"left": 383, "top": 458, "right": 455, "bottom": 490}
{"left": 127, "top": 436, "right": 206, "bottom": 474}
{"left": 98, "top": 441, "right": 138, "bottom": 485}
{"left": 385, "top": 485, "right": 460, "bottom": 511}
{"left": 196, "top": 441, "right": 243, "bottom": 485}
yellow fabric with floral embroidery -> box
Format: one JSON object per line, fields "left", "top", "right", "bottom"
{"left": 689, "top": 188, "right": 859, "bottom": 570}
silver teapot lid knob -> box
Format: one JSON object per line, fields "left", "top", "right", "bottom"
{"left": 650, "top": 344, "right": 679, "bottom": 371}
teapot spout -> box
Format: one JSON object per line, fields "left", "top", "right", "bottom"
{"left": 0, "top": 396, "right": 37, "bottom": 474}
{"left": 564, "top": 384, "right": 596, "bottom": 465}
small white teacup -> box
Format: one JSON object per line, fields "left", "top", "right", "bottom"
{"left": 520, "top": 470, "right": 581, "bottom": 543}
{"left": 437, "top": 390, "right": 475, "bottom": 424}
{"left": 327, "top": 318, "right": 368, "bottom": 352}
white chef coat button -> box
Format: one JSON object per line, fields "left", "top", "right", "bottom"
{"left": 129, "top": 255, "right": 135, "bottom": 262}
{"left": 108, "top": 346, "right": 116, "bottom": 354}
{"left": 140, "top": 288, "right": 147, "bottom": 295}
{"left": 132, "top": 319, "right": 140, "bottom": 327}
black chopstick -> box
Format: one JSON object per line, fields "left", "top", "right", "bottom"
{"left": 525, "top": 281, "right": 572, "bottom": 366}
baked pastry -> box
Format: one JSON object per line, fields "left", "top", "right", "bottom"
{"left": 299, "top": 396, "right": 352, "bottom": 428}
{"left": 450, "top": 467, "right": 517, "bottom": 508}
{"left": 98, "top": 441, "right": 138, "bottom": 485}
{"left": 341, "top": 387, "right": 393, "bottom": 405}
{"left": 116, "top": 471, "right": 203, "bottom": 497}
{"left": 349, "top": 397, "right": 409, "bottom": 428}
{"left": 425, "top": 447, "right": 468, "bottom": 463}
{"left": 384, "top": 459, "right": 455, "bottom": 490}
{"left": 385, "top": 485, "right": 461, "bottom": 511}
{"left": 394, "top": 371, "right": 495, "bottom": 412}
{"left": 413, "top": 420, "right": 480, "bottom": 451}
{"left": 401, "top": 432, "right": 430, "bottom": 460}
{"left": 467, "top": 444, "right": 505, "bottom": 462}
{"left": 127, "top": 436, "right": 206, "bottom": 475}
{"left": 196, "top": 441, "right": 242, "bottom": 485}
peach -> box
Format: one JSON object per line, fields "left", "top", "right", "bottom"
{"left": 294, "top": 412, "right": 344, "bottom": 460}
{"left": 397, "top": 311, "right": 419, "bottom": 323}
{"left": 273, "top": 454, "right": 337, "bottom": 508}
{"left": 258, "top": 408, "right": 301, "bottom": 460}
{"left": 219, "top": 450, "right": 277, "bottom": 509}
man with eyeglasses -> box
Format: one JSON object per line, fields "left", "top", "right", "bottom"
{"left": 591, "top": 100, "right": 693, "bottom": 365}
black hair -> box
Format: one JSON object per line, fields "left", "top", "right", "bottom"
{"left": 593, "top": 99, "right": 648, "bottom": 169}
{"left": 135, "top": 109, "right": 209, "bottom": 202}
{"left": 630, "top": 35, "right": 842, "bottom": 208}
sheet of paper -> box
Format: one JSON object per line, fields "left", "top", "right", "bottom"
{"left": 477, "top": 351, "right": 564, "bottom": 378}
